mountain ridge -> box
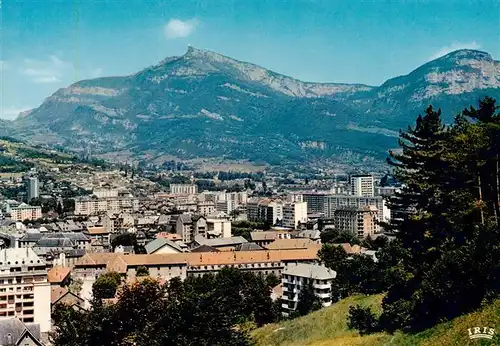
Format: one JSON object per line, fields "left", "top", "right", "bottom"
{"left": 9, "top": 47, "right": 500, "bottom": 166}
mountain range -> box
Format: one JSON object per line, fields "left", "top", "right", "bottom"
{"left": 7, "top": 47, "right": 500, "bottom": 166}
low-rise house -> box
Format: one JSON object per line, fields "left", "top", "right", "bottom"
{"left": 51, "top": 287, "right": 85, "bottom": 312}
{"left": 281, "top": 263, "right": 337, "bottom": 317}
{"left": 47, "top": 267, "right": 72, "bottom": 287}
{"left": 145, "top": 238, "right": 185, "bottom": 254}
{"left": 0, "top": 317, "right": 43, "bottom": 345}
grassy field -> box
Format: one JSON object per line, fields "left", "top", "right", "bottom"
{"left": 251, "top": 295, "right": 500, "bottom": 346}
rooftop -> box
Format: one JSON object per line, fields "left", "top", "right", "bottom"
{"left": 194, "top": 236, "right": 248, "bottom": 247}
{"left": 145, "top": 238, "right": 184, "bottom": 254}
{"left": 283, "top": 263, "right": 337, "bottom": 280}
{"left": 0, "top": 248, "right": 44, "bottom": 266}
{"left": 47, "top": 266, "right": 72, "bottom": 283}
{"left": 265, "top": 238, "right": 316, "bottom": 250}
{"left": 0, "top": 318, "right": 42, "bottom": 346}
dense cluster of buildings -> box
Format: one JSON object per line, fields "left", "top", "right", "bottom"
{"left": 0, "top": 168, "right": 397, "bottom": 342}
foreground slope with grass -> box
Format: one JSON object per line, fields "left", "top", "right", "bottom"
{"left": 251, "top": 295, "right": 500, "bottom": 346}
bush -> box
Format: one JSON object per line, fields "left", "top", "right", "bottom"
{"left": 346, "top": 305, "right": 378, "bottom": 335}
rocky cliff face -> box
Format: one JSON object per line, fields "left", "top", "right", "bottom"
{"left": 12, "top": 48, "right": 500, "bottom": 164}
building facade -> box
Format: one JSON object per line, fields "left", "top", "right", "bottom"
{"left": 333, "top": 206, "right": 379, "bottom": 238}
{"left": 282, "top": 202, "right": 308, "bottom": 229}
{"left": 281, "top": 263, "right": 336, "bottom": 316}
{"left": 170, "top": 184, "right": 198, "bottom": 195}
{"left": 0, "top": 248, "right": 51, "bottom": 333}
{"left": 74, "top": 196, "right": 139, "bottom": 215}
{"left": 27, "top": 177, "right": 39, "bottom": 201}
{"left": 350, "top": 174, "right": 374, "bottom": 197}
{"left": 9, "top": 204, "right": 42, "bottom": 221}
{"left": 247, "top": 199, "right": 284, "bottom": 225}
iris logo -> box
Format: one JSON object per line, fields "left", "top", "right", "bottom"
{"left": 468, "top": 327, "right": 495, "bottom": 340}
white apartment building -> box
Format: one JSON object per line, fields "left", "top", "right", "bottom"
{"left": 282, "top": 202, "right": 308, "bottom": 229}
{"left": 326, "top": 195, "right": 388, "bottom": 222}
{"left": 0, "top": 248, "right": 51, "bottom": 333}
{"left": 9, "top": 204, "right": 42, "bottom": 221}
{"left": 206, "top": 218, "right": 232, "bottom": 238}
{"left": 92, "top": 188, "right": 119, "bottom": 198}
{"left": 216, "top": 200, "right": 237, "bottom": 214}
{"left": 170, "top": 184, "right": 198, "bottom": 195}
{"left": 287, "top": 193, "right": 303, "bottom": 203}
{"left": 281, "top": 263, "right": 336, "bottom": 317}
{"left": 74, "top": 196, "right": 139, "bottom": 216}
{"left": 220, "top": 191, "right": 248, "bottom": 205}
{"left": 350, "top": 175, "right": 374, "bottom": 197}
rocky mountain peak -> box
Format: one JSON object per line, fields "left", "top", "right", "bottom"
{"left": 440, "top": 49, "right": 493, "bottom": 63}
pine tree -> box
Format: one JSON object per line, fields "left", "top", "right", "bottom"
{"left": 379, "top": 98, "right": 500, "bottom": 332}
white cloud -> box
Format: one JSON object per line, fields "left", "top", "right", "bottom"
{"left": 20, "top": 55, "right": 72, "bottom": 84}
{"left": 90, "top": 67, "right": 104, "bottom": 78}
{"left": 164, "top": 18, "right": 199, "bottom": 39}
{"left": 0, "top": 106, "right": 32, "bottom": 120}
{"left": 429, "top": 41, "right": 481, "bottom": 61}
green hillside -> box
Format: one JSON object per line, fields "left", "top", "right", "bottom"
{"left": 251, "top": 295, "right": 500, "bottom": 346}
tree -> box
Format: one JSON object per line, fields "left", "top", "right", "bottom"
{"left": 68, "top": 278, "right": 83, "bottom": 295}
{"left": 136, "top": 266, "right": 149, "bottom": 277}
{"left": 265, "top": 272, "right": 280, "bottom": 289}
{"left": 63, "top": 198, "right": 75, "bottom": 213}
{"left": 292, "top": 280, "right": 322, "bottom": 317}
{"left": 377, "top": 98, "right": 500, "bottom": 333}
{"left": 92, "top": 272, "right": 122, "bottom": 301}
{"left": 320, "top": 228, "right": 360, "bottom": 245}
{"left": 347, "top": 305, "right": 378, "bottom": 335}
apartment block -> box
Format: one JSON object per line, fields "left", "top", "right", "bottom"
{"left": 216, "top": 200, "right": 237, "bottom": 214}
{"left": 74, "top": 196, "right": 139, "bottom": 215}
{"left": 197, "top": 201, "right": 216, "bottom": 216}
{"left": 170, "top": 184, "right": 198, "bottom": 195}
{"left": 333, "top": 206, "right": 379, "bottom": 238}
{"left": 9, "top": 204, "right": 42, "bottom": 221}
{"left": 325, "top": 195, "right": 387, "bottom": 221}
{"left": 206, "top": 218, "right": 232, "bottom": 238}
{"left": 0, "top": 248, "right": 51, "bottom": 333}
{"left": 282, "top": 202, "right": 308, "bottom": 229}
{"left": 281, "top": 263, "right": 336, "bottom": 316}
{"left": 302, "top": 193, "right": 328, "bottom": 214}
{"left": 350, "top": 174, "right": 374, "bottom": 197}
{"left": 247, "top": 198, "right": 284, "bottom": 225}
{"left": 176, "top": 214, "right": 207, "bottom": 243}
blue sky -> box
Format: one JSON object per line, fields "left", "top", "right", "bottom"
{"left": 1, "top": 0, "right": 499, "bottom": 120}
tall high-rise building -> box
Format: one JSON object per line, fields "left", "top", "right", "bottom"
{"left": 350, "top": 174, "right": 374, "bottom": 197}
{"left": 27, "top": 177, "right": 39, "bottom": 201}
{"left": 282, "top": 202, "right": 308, "bottom": 229}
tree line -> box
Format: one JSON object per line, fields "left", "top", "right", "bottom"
{"left": 51, "top": 268, "right": 282, "bottom": 346}
{"left": 333, "top": 97, "right": 500, "bottom": 334}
